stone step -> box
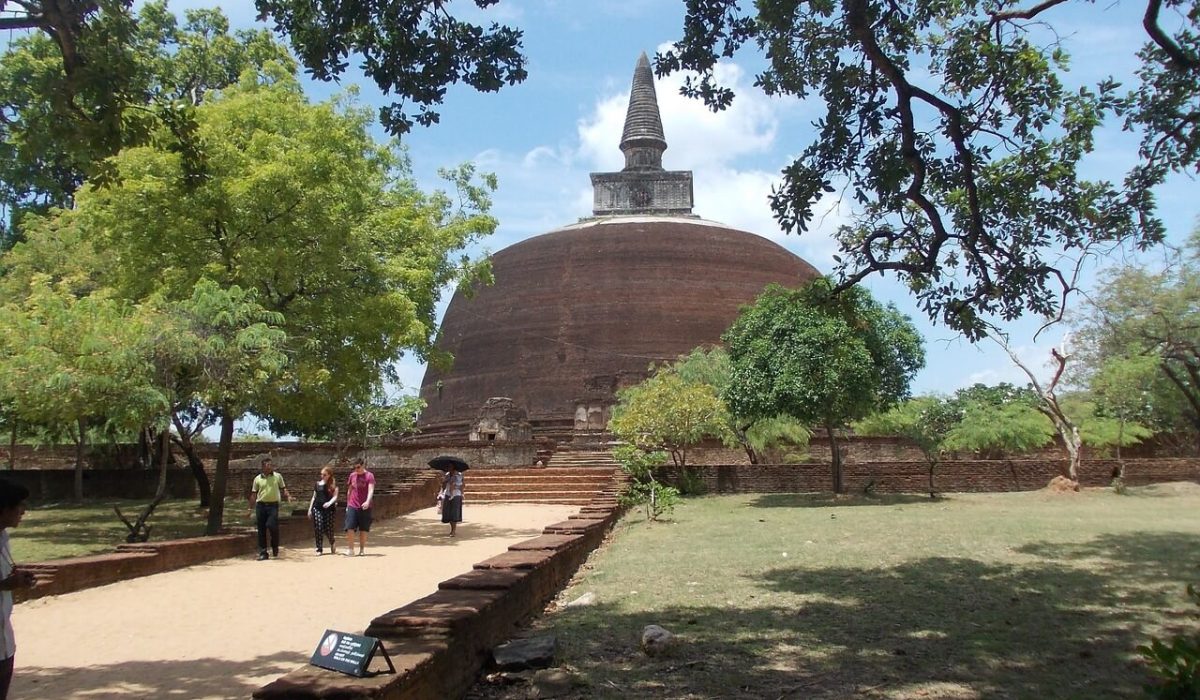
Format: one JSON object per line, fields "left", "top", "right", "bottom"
{"left": 473, "top": 473, "right": 623, "bottom": 483}
{"left": 467, "top": 487, "right": 609, "bottom": 498}
{"left": 468, "top": 467, "right": 619, "bottom": 476}
{"left": 465, "top": 475, "right": 614, "bottom": 487}
{"left": 470, "top": 489, "right": 611, "bottom": 500}
{"left": 469, "top": 495, "right": 599, "bottom": 505}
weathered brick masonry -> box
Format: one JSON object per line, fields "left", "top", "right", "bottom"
{"left": 659, "top": 458, "right": 1200, "bottom": 494}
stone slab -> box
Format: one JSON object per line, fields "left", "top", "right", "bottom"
{"left": 439, "top": 568, "right": 528, "bottom": 591}
{"left": 366, "top": 589, "right": 504, "bottom": 635}
{"left": 507, "top": 534, "right": 583, "bottom": 552}
{"left": 474, "top": 550, "right": 554, "bottom": 571}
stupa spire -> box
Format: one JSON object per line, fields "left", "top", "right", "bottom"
{"left": 620, "top": 52, "right": 667, "bottom": 171}
{"left": 587, "top": 53, "right": 695, "bottom": 218}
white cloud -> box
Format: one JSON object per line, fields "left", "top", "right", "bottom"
{"left": 576, "top": 57, "right": 781, "bottom": 173}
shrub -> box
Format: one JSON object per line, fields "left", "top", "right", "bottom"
{"left": 674, "top": 466, "right": 707, "bottom": 496}
{"left": 618, "top": 480, "right": 681, "bottom": 521}
{"left": 1138, "top": 583, "right": 1200, "bottom": 699}
{"left": 612, "top": 445, "right": 679, "bottom": 521}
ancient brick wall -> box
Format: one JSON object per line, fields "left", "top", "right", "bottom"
{"left": 659, "top": 458, "right": 1200, "bottom": 494}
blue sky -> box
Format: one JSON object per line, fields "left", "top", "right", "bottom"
{"left": 163, "top": 1, "right": 1197, "bottom": 408}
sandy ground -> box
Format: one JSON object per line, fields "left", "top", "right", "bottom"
{"left": 9, "top": 503, "right": 579, "bottom": 700}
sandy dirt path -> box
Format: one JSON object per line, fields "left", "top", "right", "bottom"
{"left": 9, "top": 503, "right": 578, "bottom": 700}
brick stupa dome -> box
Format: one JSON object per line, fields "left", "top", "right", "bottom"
{"left": 416, "top": 54, "right": 821, "bottom": 436}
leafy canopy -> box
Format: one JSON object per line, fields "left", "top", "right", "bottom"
{"left": 3, "top": 72, "right": 496, "bottom": 437}
{"left": 670, "top": 346, "right": 810, "bottom": 463}
{"left": 659, "top": 0, "right": 1198, "bottom": 338}
{"left": 0, "top": 2, "right": 296, "bottom": 246}
{"left": 1072, "top": 229, "right": 1200, "bottom": 444}
{"left": 0, "top": 0, "right": 526, "bottom": 168}
{"left": 722, "top": 279, "right": 925, "bottom": 428}
{"left": 609, "top": 370, "right": 730, "bottom": 468}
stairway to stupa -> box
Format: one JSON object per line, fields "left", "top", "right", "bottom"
{"left": 467, "top": 467, "right": 625, "bottom": 505}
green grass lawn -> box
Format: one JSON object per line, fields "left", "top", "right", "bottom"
{"left": 493, "top": 484, "right": 1200, "bottom": 700}
{"left": 9, "top": 497, "right": 258, "bottom": 563}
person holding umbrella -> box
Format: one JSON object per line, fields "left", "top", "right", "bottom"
{"left": 429, "top": 456, "right": 468, "bottom": 537}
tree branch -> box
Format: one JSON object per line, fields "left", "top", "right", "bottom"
{"left": 987, "top": 0, "right": 1070, "bottom": 29}
{"left": 1143, "top": 0, "right": 1200, "bottom": 71}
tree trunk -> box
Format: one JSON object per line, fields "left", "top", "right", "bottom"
{"left": 927, "top": 459, "right": 937, "bottom": 499}
{"left": 156, "top": 426, "right": 170, "bottom": 500}
{"left": 735, "top": 424, "right": 759, "bottom": 464}
{"left": 138, "top": 426, "right": 152, "bottom": 469}
{"left": 172, "top": 412, "right": 211, "bottom": 507}
{"left": 1056, "top": 422, "right": 1081, "bottom": 481}
{"left": 1115, "top": 419, "right": 1126, "bottom": 480}
{"left": 7, "top": 421, "right": 15, "bottom": 470}
{"left": 826, "top": 423, "right": 843, "bottom": 494}
{"left": 74, "top": 416, "right": 86, "bottom": 501}
{"left": 205, "top": 412, "right": 235, "bottom": 535}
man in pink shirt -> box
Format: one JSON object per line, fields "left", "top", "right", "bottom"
{"left": 343, "top": 457, "right": 375, "bottom": 556}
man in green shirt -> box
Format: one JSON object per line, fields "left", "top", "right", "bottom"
{"left": 249, "top": 458, "right": 291, "bottom": 560}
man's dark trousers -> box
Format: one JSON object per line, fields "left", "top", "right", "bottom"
{"left": 256, "top": 501, "right": 281, "bottom": 555}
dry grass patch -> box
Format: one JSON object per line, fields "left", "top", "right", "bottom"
{"left": 471, "top": 484, "right": 1200, "bottom": 699}
{"left": 11, "top": 497, "right": 253, "bottom": 562}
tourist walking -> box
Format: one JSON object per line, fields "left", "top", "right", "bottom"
{"left": 441, "top": 466, "right": 465, "bottom": 537}
{"left": 344, "top": 457, "right": 375, "bottom": 556}
{"left": 0, "top": 478, "right": 37, "bottom": 699}
{"left": 249, "top": 458, "right": 291, "bottom": 561}
{"left": 308, "top": 466, "right": 338, "bottom": 555}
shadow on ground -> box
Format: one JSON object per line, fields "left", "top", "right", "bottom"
{"left": 472, "top": 530, "right": 1194, "bottom": 699}
{"left": 15, "top": 651, "right": 299, "bottom": 699}
{"left": 365, "top": 515, "right": 543, "bottom": 548}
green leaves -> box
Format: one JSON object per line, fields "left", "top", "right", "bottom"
{"left": 609, "top": 370, "right": 730, "bottom": 467}
{"left": 1, "top": 70, "right": 495, "bottom": 442}
{"left": 660, "top": 0, "right": 1197, "bottom": 337}
{"left": 722, "top": 279, "right": 925, "bottom": 428}
{"left": 253, "top": 0, "right": 527, "bottom": 135}
{"left": 1072, "top": 228, "right": 1200, "bottom": 444}
{"left": 1138, "top": 583, "right": 1200, "bottom": 699}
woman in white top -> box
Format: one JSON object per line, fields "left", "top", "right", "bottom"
{"left": 440, "top": 467, "right": 465, "bottom": 536}
{"left": 0, "top": 479, "right": 37, "bottom": 700}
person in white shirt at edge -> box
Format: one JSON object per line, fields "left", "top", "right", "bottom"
{"left": 0, "top": 479, "right": 37, "bottom": 700}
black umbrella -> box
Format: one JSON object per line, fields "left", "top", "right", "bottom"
{"left": 428, "top": 455, "right": 470, "bottom": 472}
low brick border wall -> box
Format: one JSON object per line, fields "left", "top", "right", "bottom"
{"left": 253, "top": 486, "right": 627, "bottom": 699}
{"left": 658, "top": 458, "right": 1200, "bottom": 494}
{"left": 15, "top": 476, "right": 443, "bottom": 602}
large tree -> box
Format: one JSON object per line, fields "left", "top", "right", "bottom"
{"left": 4, "top": 73, "right": 496, "bottom": 531}
{"left": 0, "top": 2, "right": 295, "bottom": 245}
{"left": 1073, "top": 230, "right": 1200, "bottom": 449}
{"left": 723, "top": 279, "right": 925, "bottom": 492}
{"left": 659, "top": 0, "right": 1198, "bottom": 338}
{"left": 0, "top": 1, "right": 525, "bottom": 184}
{"left": 0, "top": 278, "right": 167, "bottom": 499}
